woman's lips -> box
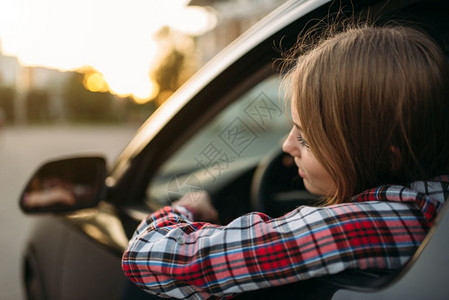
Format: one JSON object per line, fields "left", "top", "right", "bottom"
{"left": 294, "top": 158, "right": 306, "bottom": 178}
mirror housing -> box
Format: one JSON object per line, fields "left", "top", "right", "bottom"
{"left": 19, "top": 157, "right": 107, "bottom": 214}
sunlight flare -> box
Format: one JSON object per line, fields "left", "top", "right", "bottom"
{"left": 0, "top": 0, "right": 217, "bottom": 103}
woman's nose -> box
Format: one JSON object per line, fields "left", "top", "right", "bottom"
{"left": 282, "top": 130, "right": 299, "bottom": 157}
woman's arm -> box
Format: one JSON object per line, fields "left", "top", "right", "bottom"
{"left": 122, "top": 196, "right": 427, "bottom": 299}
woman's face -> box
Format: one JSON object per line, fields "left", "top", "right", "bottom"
{"left": 282, "top": 102, "right": 337, "bottom": 196}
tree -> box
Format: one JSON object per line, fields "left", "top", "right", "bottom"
{"left": 152, "top": 27, "right": 198, "bottom": 106}
{"left": 63, "top": 71, "right": 116, "bottom": 122}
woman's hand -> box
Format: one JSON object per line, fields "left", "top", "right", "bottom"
{"left": 172, "top": 191, "right": 219, "bottom": 223}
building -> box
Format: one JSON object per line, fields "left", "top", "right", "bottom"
{"left": 189, "top": 0, "right": 287, "bottom": 64}
{"left": 0, "top": 44, "right": 73, "bottom": 124}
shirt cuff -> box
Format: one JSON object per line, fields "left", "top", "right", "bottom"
{"left": 172, "top": 205, "right": 196, "bottom": 221}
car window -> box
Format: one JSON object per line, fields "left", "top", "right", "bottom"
{"left": 146, "top": 75, "right": 290, "bottom": 210}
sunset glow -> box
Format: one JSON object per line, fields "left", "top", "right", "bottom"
{"left": 0, "top": 0, "right": 217, "bottom": 103}
{"left": 84, "top": 72, "right": 109, "bottom": 93}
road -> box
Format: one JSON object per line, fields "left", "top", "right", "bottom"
{"left": 0, "top": 124, "right": 138, "bottom": 300}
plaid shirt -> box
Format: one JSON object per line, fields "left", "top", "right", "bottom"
{"left": 122, "top": 176, "right": 449, "bottom": 299}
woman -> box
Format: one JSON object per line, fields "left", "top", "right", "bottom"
{"left": 122, "top": 24, "right": 449, "bottom": 299}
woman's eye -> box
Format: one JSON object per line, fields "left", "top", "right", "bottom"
{"left": 297, "top": 134, "right": 310, "bottom": 148}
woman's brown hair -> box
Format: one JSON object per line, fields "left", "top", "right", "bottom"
{"left": 284, "top": 24, "right": 449, "bottom": 204}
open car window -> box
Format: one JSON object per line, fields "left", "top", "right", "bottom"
{"left": 146, "top": 74, "right": 290, "bottom": 210}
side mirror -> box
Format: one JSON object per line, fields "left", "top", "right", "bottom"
{"left": 19, "top": 157, "right": 107, "bottom": 213}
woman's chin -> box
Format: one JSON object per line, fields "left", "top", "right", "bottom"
{"left": 298, "top": 168, "right": 307, "bottom": 178}
{"left": 303, "top": 179, "right": 323, "bottom": 196}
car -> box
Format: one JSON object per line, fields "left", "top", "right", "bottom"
{"left": 19, "top": 0, "right": 449, "bottom": 299}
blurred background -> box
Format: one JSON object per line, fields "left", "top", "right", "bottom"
{"left": 0, "top": 0, "right": 286, "bottom": 299}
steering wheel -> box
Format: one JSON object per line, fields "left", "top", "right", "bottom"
{"left": 251, "top": 148, "right": 318, "bottom": 217}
